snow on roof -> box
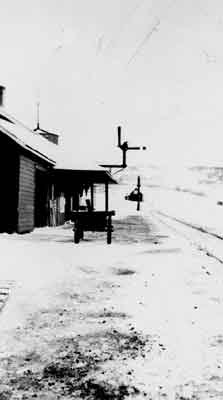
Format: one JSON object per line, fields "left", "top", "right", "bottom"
{"left": 0, "top": 107, "right": 58, "bottom": 164}
{"left": 0, "top": 107, "right": 115, "bottom": 181}
{"left": 55, "top": 149, "right": 105, "bottom": 171}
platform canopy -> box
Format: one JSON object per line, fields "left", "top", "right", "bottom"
{"left": 52, "top": 168, "right": 117, "bottom": 185}
{"left": 52, "top": 146, "right": 117, "bottom": 184}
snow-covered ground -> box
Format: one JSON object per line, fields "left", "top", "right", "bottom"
{"left": 1, "top": 165, "right": 223, "bottom": 399}
{"left": 117, "top": 164, "right": 223, "bottom": 237}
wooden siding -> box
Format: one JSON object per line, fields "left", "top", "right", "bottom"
{"left": 17, "top": 155, "right": 35, "bottom": 233}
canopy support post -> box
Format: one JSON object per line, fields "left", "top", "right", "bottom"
{"left": 105, "top": 182, "right": 109, "bottom": 212}
{"left": 137, "top": 176, "right": 141, "bottom": 211}
{"left": 91, "top": 184, "right": 94, "bottom": 211}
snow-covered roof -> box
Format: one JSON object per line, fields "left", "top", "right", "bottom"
{"left": 55, "top": 149, "right": 117, "bottom": 183}
{"left": 0, "top": 107, "right": 117, "bottom": 183}
{"left": 0, "top": 107, "right": 106, "bottom": 171}
{"left": 55, "top": 148, "right": 105, "bottom": 171}
{"left": 0, "top": 107, "right": 58, "bottom": 165}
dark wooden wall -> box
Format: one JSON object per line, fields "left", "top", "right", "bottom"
{"left": 17, "top": 154, "right": 52, "bottom": 233}
{"left": 17, "top": 155, "right": 35, "bottom": 233}
{"left": 0, "top": 134, "right": 19, "bottom": 233}
{"left": 0, "top": 130, "right": 54, "bottom": 234}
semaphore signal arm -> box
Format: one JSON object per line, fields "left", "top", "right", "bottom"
{"left": 100, "top": 126, "right": 147, "bottom": 170}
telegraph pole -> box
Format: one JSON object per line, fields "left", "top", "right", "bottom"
{"left": 137, "top": 176, "right": 141, "bottom": 211}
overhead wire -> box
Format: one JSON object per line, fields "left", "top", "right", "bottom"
{"left": 126, "top": 0, "right": 177, "bottom": 67}
{"left": 126, "top": 17, "right": 161, "bottom": 66}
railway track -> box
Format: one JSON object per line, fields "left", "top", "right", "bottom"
{"left": 151, "top": 209, "right": 223, "bottom": 265}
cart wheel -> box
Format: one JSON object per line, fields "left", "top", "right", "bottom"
{"left": 74, "top": 229, "right": 80, "bottom": 244}
{"left": 107, "top": 229, "right": 112, "bottom": 244}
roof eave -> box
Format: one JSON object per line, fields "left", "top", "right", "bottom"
{"left": 0, "top": 126, "right": 56, "bottom": 165}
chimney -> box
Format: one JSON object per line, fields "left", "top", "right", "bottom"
{"left": 0, "top": 85, "right": 5, "bottom": 107}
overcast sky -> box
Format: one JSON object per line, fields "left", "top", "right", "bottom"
{"left": 1, "top": 0, "right": 223, "bottom": 165}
